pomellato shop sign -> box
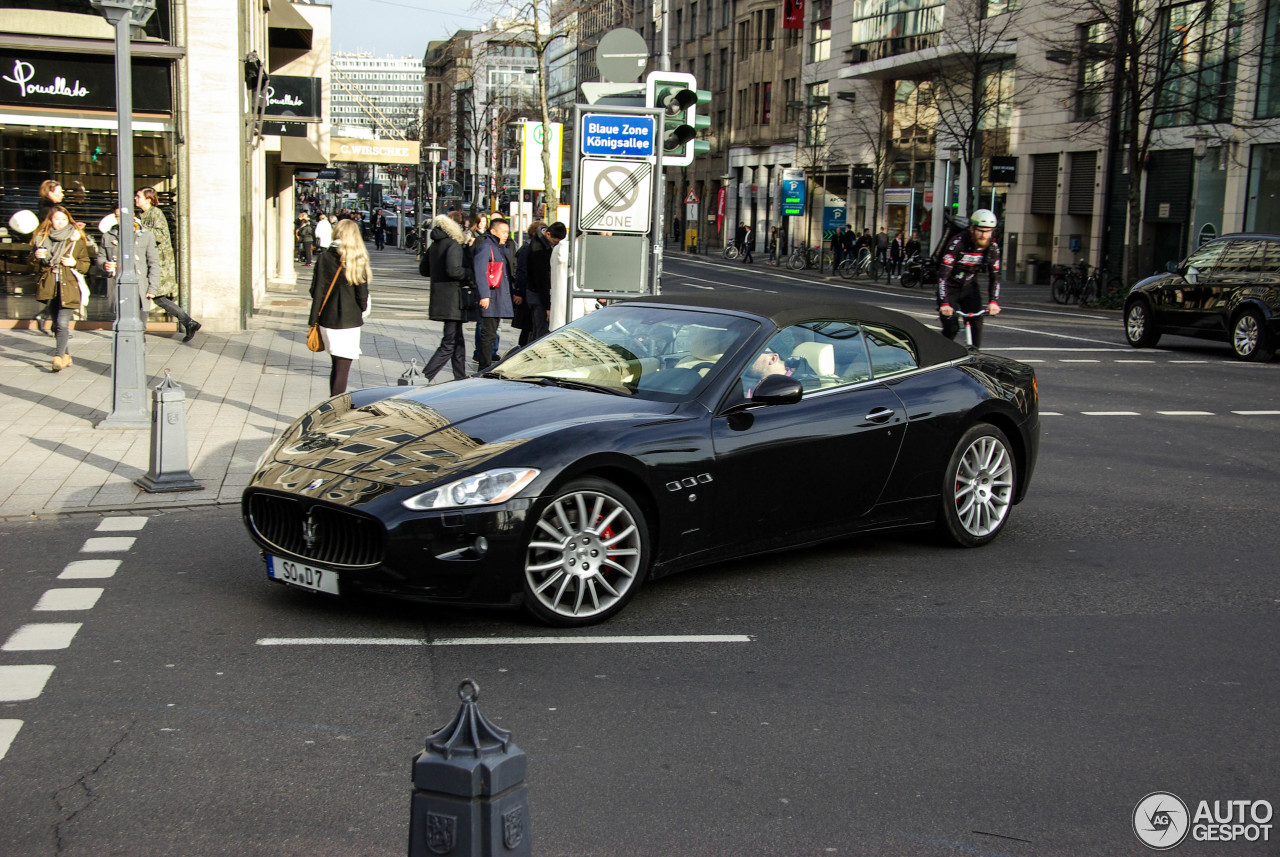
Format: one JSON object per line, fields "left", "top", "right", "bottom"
{"left": 0, "top": 51, "right": 171, "bottom": 113}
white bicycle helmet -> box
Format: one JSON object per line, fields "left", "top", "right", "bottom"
{"left": 969, "top": 209, "right": 998, "bottom": 228}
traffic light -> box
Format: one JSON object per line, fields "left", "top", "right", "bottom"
{"left": 645, "top": 71, "right": 711, "bottom": 167}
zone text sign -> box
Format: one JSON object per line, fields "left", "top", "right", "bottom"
{"left": 581, "top": 113, "right": 656, "bottom": 158}
{"left": 578, "top": 158, "right": 653, "bottom": 234}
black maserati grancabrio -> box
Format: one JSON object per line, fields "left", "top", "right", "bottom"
{"left": 242, "top": 293, "right": 1040, "bottom": 626}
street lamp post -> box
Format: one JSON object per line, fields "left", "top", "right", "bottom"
{"left": 94, "top": 0, "right": 156, "bottom": 429}
{"left": 424, "top": 143, "right": 446, "bottom": 237}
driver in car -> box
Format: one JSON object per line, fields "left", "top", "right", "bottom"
{"left": 742, "top": 346, "right": 809, "bottom": 398}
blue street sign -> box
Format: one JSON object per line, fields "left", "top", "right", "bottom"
{"left": 782, "top": 169, "right": 806, "bottom": 216}
{"left": 823, "top": 206, "right": 846, "bottom": 231}
{"left": 582, "top": 114, "right": 657, "bottom": 157}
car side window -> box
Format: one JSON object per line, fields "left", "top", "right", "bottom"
{"left": 1218, "top": 240, "right": 1262, "bottom": 273}
{"left": 862, "top": 324, "right": 919, "bottom": 378}
{"left": 1258, "top": 240, "right": 1280, "bottom": 273}
{"left": 736, "top": 320, "right": 868, "bottom": 399}
{"left": 1183, "top": 241, "right": 1228, "bottom": 274}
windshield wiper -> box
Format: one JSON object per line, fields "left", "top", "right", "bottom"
{"left": 522, "top": 375, "right": 631, "bottom": 396}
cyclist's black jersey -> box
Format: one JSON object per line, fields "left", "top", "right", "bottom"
{"left": 937, "top": 231, "right": 1001, "bottom": 306}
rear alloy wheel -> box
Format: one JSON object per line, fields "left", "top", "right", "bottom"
{"left": 1231, "top": 309, "right": 1275, "bottom": 362}
{"left": 522, "top": 478, "right": 650, "bottom": 626}
{"left": 1125, "top": 300, "right": 1161, "bottom": 348}
{"left": 939, "top": 424, "right": 1016, "bottom": 548}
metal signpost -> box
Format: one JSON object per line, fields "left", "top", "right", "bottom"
{"left": 568, "top": 102, "right": 666, "bottom": 322}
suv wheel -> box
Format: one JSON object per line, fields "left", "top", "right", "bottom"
{"left": 1231, "top": 309, "right": 1275, "bottom": 362}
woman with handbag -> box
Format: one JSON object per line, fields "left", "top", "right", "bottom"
{"left": 308, "top": 218, "right": 371, "bottom": 396}
{"left": 421, "top": 211, "right": 474, "bottom": 383}
{"left": 31, "top": 205, "right": 91, "bottom": 372}
{"left": 470, "top": 215, "right": 514, "bottom": 371}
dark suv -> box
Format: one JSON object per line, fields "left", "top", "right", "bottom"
{"left": 1124, "top": 233, "right": 1280, "bottom": 361}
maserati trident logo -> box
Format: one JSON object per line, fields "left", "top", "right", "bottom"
{"left": 301, "top": 512, "right": 318, "bottom": 551}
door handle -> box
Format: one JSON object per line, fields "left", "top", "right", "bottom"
{"left": 864, "top": 407, "right": 895, "bottom": 424}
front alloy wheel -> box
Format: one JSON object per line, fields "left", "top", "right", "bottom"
{"left": 1125, "top": 300, "right": 1161, "bottom": 348}
{"left": 939, "top": 424, "right": 1016, "bottom": 547}
{"left": 523, "top": 478, "right": 650, "bottom": 626}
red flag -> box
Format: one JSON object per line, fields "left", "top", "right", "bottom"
{"left": 716, "top": 186, "right": 726, "bottom": 233}
{"left": 783, "top": 0, "right": 804, "bottom": 29}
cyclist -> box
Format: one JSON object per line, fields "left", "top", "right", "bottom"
{"left": 937, "top": 208, "right": 1002, "bottom": 349}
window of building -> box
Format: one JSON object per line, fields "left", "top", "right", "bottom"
{"left": 762, "top": 81, "right": 772, "bottom": 124}
{"left": 1245, "top": 143, "right": 1280, "bottom": 232}
{"left": 690, "top": 2, "right": 698, "bottom": 39}
{"left": 982, "top": 0, "right": 1020, "bottom": 16}
{"left": 737, "top": 20, "right": 750, "bottom": 51}
{"left": 1076, "top": 22, "right": 1111, "bottom": 120}
{"left": 765, "top": 8, "right": 776, "bottom": 50}
{"left": 720, "top": 47, "right": 730, "bottom": 89}
{"left": 806, "top": 81, "right": 828, "bottom": 146}
{"left": 784, "top": 78, "right": 798, "bottom": 123}
{"left": 675, "top": 10, "right": 684, "bottom": 46}
{"left": 1154, "top": 0, "right": 1240, "bottom": 127}
{"left": 850, "top": 0, "right": 945, "bottom": 58}
{"left": 811, "top": 0, "right": 831, "bottom": 61}
{"left": 752, "top": 82, "right": 761, "bottom": 124}
{"left": 1258, "top": 0, "right": 1280, "bottom": 117}
{"left": 754, "top": 10, "right": 764, "bottom": 51}
{"left": 704, "top": 53, "right": 712, "bottom": 84}
{"left": 723, "top": 0, "right": 733, "bottom": 29}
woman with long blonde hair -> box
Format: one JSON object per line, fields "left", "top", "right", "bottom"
{"left": 32, "top": 205, "right": 91, "bottom": 372}
{"left": 308, "top": 218, "right": 371, "bottom": 395}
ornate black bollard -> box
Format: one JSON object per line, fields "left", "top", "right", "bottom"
{"left": 409, "top": 679, "right": 531, "bottom": 857}
{"left": 399, "top": 358, "right": 426, "bottom": 386}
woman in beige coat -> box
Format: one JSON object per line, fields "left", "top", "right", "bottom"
{"left": 32, "top": 205, "right": 91, "bottom": 372}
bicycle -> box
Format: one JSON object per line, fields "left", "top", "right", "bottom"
{"left": 722, "top": 240, "right": 741, "bottom": 261}
{"left": 787, "top": 244, "right": 834, "bottom": 271}
{"left": 405, "top": 227, "right": 420, "bottom": 252}
{"left": 954, "top": 308, "right": 987, "bottom": 351}
{"left": 837, "top": 247, "right": 874, "bottom": 280}
{"left": 899, "top": 253, "right": 936, "bottom": 289}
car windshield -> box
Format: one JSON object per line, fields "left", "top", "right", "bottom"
{"left": 495, "top": 305, "right": 759, "bottom": 401}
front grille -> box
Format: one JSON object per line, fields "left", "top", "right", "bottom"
{"left": 247, "top": 492, "right": 385, "bottom": 567}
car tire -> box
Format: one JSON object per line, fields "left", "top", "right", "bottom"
{"left": 1124, "top": 299, "right": 1161, "bottom": 348}
{"left": 1231, "top": 308, "right": 1275, "bottom": 362}
{"left": 522, "top": 477, "right": 651, "bottom": 626}
{"left": 938, "top": 424, "right": 1016, "bottom": 548}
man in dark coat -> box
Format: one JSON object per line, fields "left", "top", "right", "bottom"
{"left": 471, "top": 215, "right": 514, "bottom": 371}
{"left": 523, "top": 224, "right": 560, "bottom": 343}
{"left": 422, "top": 212, "right": 473, "bottom": 383}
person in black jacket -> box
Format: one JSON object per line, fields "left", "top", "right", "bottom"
{"left": 422, "top": 212, "right": 474, "bottom": 383}
{"left": 309, "top": 218, "right": 371, "bottom": 396}
{"left": 523, "top": 223, "right": 559, "bottom": 343}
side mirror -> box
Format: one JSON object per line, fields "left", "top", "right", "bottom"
{"left": 1166, "top": 260, "right": 1180, "bottom": 274}
{"left": 751, "top": 373, "right": 804, "bottom": 405}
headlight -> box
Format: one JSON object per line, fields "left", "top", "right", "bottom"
{"left": 402, "top": 468, "right": 540, "bottom": 511}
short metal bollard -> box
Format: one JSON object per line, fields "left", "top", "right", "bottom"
{"left": 399, "top": 359, "right": 426, "bottom": 386}
{"left": 135, "top": 370, "right": 202, "bottom": 493}
{"left": 409, "top": 679, "right": 531, "bottom": 857}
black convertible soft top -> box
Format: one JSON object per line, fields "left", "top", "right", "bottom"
{"left": 622, "top": 291, "right": 970, "bottom": 368}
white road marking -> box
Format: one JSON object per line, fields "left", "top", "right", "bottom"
{"left": 1081, "top": 411, "right": 1141, "bottom": 416}
{"left": 1114, "top": 359, "right": 1156, "bottom": 363}
{"left": 1059, "top": 359, "right": 1101, "bottom": 363}
{"left": 3, "top": 623, "right": 83, "bottom": 651}
{"left": 0, "top": 720, "right": 21, "bottom": 761}
{"left": 256, "top": 635, "right": 753, "bottom": 647}
{"left": 1169, "top": 360, "right": 1209, "bottom": 364}
{"left": 33, "top": 589, "right": 104, "bottom": 611}
{"left": 1040, "top": 412, "right": 1064, "bottom": 416}
{"left": 1157, "top": 411, "right": 1214, "bottom": 416}
{"left": 1233, "top": 410, "right": 1280, "bottom": 415}
{"left": 96, "top": 517, "right": 147, "bottom": 532}
{"left": 59, "top": 559, "right": 122, "bottom": 579}
{"left": 80, "top": 537, "right": 136, "bottom": 553}
{"left": 0, "top": 665, "right": 56, "bottom": 702}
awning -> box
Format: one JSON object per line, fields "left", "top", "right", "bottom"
{"left": 280, "top": 136, "right": 328, "bottom": 166}
{"left": 839, "top": 38, "right": 1017, "bottom": 81}
{"left": 268, "top": 1, "right": 312, "bottom": 51}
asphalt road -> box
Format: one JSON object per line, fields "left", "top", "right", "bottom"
{"left": 2, "top": 258, "right": 1277, "bottom": 857}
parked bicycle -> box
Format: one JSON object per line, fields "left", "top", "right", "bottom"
{"left": 787, "top": 243, "right": 833, "bottom": 271}
{"left": 837, "top": 247, "right": 875, "bottom": 280}
{"left": 723, "top": 240, "right": 741, "bottom": 261}
{"left": 1052, "top": 261, "right": 1110, "bottom": 305}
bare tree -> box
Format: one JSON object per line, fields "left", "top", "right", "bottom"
{"left": 1033, "top": 0, "right": 1263, "bottom": 281}
{"left": 926, "top": 0, "right": 1022, "bottom": 216}
{"left": 475, "top": 0, "right": 578, "bottom": 213}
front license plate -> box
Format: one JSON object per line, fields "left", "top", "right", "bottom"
{"left": 267, "top": 555, "right": 340, "bottom": 595}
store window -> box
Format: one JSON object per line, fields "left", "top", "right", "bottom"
{"left": 1259, "top": 0, "right": 1280, "bottom": 117}
{"left": 0, "top": 0, "right": 172, "bottom": 42}
{"left": 1155, "top": 0, "right": 1241, "bottom": 127}
{"left": 1245, "top": 143, "right": 1280, "bottom": 233}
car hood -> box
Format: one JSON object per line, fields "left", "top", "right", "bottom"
{"left": 262, "top": 379, "right": 680, "bottom": 488}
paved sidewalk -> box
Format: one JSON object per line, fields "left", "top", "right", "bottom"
{"left": 0, "top": 243, "right": 1056, "bottom": 519}
{"left": 0, "top": 247, "right": 448, "bottom": 519}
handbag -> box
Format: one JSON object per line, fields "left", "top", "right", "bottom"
{"left": 307, "top": 268, "right": 342, "bottom": 353}
{"left": 484, "top": 245, "right": 503, "bottom": 289}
